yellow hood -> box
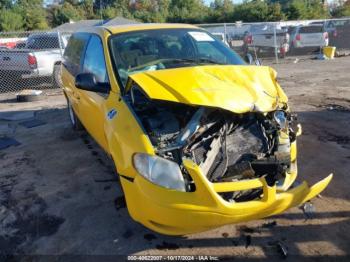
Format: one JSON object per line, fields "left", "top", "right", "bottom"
{"left": 128, "top": 65, "right": 288, "bottom": 113}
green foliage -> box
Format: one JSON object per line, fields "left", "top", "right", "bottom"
{"left": 0, "top": 0, "right": 348, "bottom": 32}
{"left": 282, "top": 0, "right": 329, "bottom": 20}
{"left": 50, "top": 2, "right": 84, "bottom": 27}
{"left": 209, "top": 0, "right": 235, "bottom": 22}
{"left": 232, "top": 0, "right": 285, "bottom": 22}
{"left": 332, "top": 0, "right": 350, "bottom": 17}
{"left": 0, "top": 0, "right": 12, "bottom": 9}
{"left": 168, "top": 0, "right": 210, "bottom": 23}
{"left": 0, "top": 8, "right": 24, "bottom": 31}
{"left": 16, "top": 0, "right": 48, "bottom": 30}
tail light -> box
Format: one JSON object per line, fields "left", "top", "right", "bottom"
{"left": 333, "top": 30, "right": 337, "bottom": 37}
{"left": 296, "top": 34, "right": 301, "bottom": 41}
{"left": 324, "top": 32, "right": 329, "bottom": 40}
{"left": 5, "top": 42, "right": 16, "bottom": 49}
{"left": 28, "top": 53, "right": 37, "bottom": 69}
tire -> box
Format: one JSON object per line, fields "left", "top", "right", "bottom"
{"left": 52, "top": 64, "right": 62, "bottom": 89}
{"left": 67, "top": 98, "right": 84, "bottom": 130}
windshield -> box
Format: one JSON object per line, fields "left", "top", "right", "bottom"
{"left": 109, "top": 28, "right": 245, "bottom": 86}
{"left": 299, "top": 26, "right": 324, "bottom": 34}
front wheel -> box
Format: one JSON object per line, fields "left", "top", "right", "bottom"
{"left": 67, "top": 98, "right": 84, "bottom": 130}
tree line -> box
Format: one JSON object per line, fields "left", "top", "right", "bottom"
{"left": 0, "top": 0, "right": 350, "bottom": 32}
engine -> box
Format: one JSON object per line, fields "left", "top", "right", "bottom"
{"left": 126, "top": 85, "right": 295, "bottom": 201}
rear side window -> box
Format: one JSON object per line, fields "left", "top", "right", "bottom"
{"left": 82, "top": 35, "right": 108, "bottom": 83}
{"left": 26, "top": 36, "right": 60, "bottom": 49}
{"left": 288, "top": 27, "right": 296, "bottom": 34}
{"left": 63, "top": 33, "right": 89, "bottom": 75}
{"left": 300, "top": 26, "right": 323, "bottom": 33}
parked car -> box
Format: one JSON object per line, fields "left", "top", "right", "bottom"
{"left": 289, "top": 24, "right": 329, "bottom": 53}
{"left": 61, "top": 24, "right": 332, "bottom": 235}
{"left": 323, "top": 19, "right": 350, "bottom": 49}
{"left": 243, "top": 24, "right": 290, "bottom": 58}
{"left": 0, "top": 32, "right": 69, "bottom": 88}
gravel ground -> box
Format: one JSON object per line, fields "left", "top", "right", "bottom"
{"left": 0, "top": 56, "right": 349, "bottom": 261}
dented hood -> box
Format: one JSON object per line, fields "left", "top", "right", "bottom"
{"left": 128, "top": 65, "right": 288, "bottom": 113}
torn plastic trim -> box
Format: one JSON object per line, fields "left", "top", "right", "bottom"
{"left": 182, "top": 158, "right": 333, "bottom": 209}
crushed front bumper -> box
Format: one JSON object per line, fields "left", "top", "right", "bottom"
{"left": 120, "top": 140, "right": 333, "bottom": 235}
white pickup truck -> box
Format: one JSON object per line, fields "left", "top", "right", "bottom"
{"left": 0, "top": 32, "right": 69, "bottom": 89}
{"left": 243, "top": 24, "right": 290, "bottom": 58}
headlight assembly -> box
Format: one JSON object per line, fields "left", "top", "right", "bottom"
{"left": 274, "top": 110, "right": 287, "bottom": 130}
{"left": 133, "top": 153, "right": 186, "bottom": 192}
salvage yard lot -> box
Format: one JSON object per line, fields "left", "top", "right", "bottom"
{"left": 1, "top": 57, "right": 350, "bottom": 260}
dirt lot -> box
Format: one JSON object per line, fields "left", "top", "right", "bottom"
{"left": 1, "top": 56, "right": 350, "bottom": 261}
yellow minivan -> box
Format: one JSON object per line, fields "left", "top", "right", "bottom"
{"left": 61, "top": 24, "right": 332, "bottom": 235}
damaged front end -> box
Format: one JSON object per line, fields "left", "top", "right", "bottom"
{"left": 121, "top": 66, "right": 332, "bottom": 235}
{"left": 128, "top": 84, "right": 298, "bottom": 196}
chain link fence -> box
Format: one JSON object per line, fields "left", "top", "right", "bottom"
{"left": 1, "top": 18, "right": 350, "bottom": 93}
{"left": 0, "top": 30, "right": 72, "bottom": 93}
{"left": 199, "top": 18, "right": 350, "bottom": 64}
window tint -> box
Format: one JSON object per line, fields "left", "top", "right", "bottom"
{"left": 26, "top": 36, "right": 60, "bottom": 49}
{"left": 300, "top": 26, "right": 323, "bottom": 33}
{"left": 63, "top": 33, "right": 89, "bottom": 75}
{"left": 83, "top": 35, "right": 108, "bottom": 83}
{"left": 288, "top": 27, "right": 296, "bottom": 34}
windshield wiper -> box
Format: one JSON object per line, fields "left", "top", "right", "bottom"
{"left": 167, "top": 58, "right": 225, "bottom": 65}
{"left": 197, "top": 58, "right": 226, "bottom": 65}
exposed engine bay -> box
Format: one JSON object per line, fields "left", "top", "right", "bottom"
{"left": 126, "top": 85, "right": 297, "bottom": 202}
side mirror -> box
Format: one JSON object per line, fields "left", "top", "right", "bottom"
{"left": 75, "top": 73, "right": 110, "bottom": 94}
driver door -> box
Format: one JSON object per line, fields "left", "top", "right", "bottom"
{"left": 76, "top": 34, "right": 109, "bottom": 151}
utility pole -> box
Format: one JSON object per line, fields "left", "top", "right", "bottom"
{"left": 100, "top": 0, "right": 103, "bottom": 25}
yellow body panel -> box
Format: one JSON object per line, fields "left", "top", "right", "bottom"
{"left": 61, "top": 24, "right": 332, "bottom": 235}
{"left": 129, "top": 65, "right": 288, "bottom": 113}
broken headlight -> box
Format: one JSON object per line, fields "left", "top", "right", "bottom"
{"left": 273, "top": 110, "right": 287, "bottom": 130}
{"left": 133, "top": 153, "right": 186, "bottom": 192}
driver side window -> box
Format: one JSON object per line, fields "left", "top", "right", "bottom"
{"left": 83, "top": 35, "right": 108, "bottom": 83}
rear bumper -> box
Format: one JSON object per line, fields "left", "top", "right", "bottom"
{"left": 0, "top": 69, "right": 39, "bottom": 78}
{"left": 121, "top": 139, "right": 332, "bottom": 235}
{"left": 293, "top": 42, "right": 329, "bottom": 48}
{"left": 22, "top": 69, "right": 51, "bottom": 78}
{"left": 247, "top": 44, "right": 290, "bottom": 52}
